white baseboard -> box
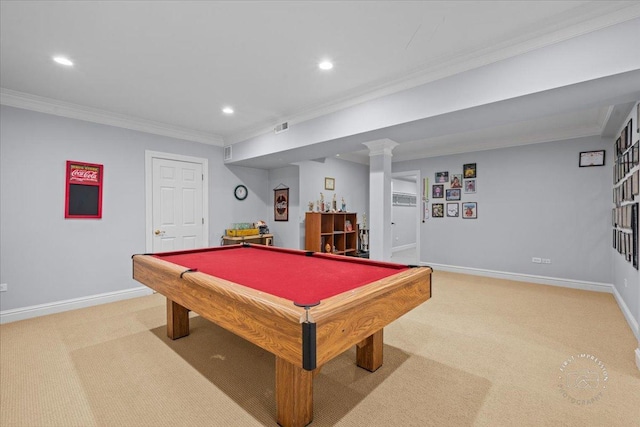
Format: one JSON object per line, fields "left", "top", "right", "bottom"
{"left": 636, "top": 347, "right": 640, "bottom": 372}
{"left": 0, "top": 286, "right": 153, "bottom": 324}
{"left": 612, "top": 286, "right": 640, "bottom": 342}
{"left": 392, "top": 243, "right": 416, "bottom": 253}
{"left": 425, "top": 262, "right": 614, "bottom": 293}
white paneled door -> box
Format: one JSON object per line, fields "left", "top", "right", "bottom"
{"left": 152, "top": 158, "right": 204, "bottom": 252}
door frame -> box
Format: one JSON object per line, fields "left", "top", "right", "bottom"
{"left": 145, "top": 150, "right": 209, "bottom": 252}
{"left": 391, "top": 170, "right": 421, "bottom": 263}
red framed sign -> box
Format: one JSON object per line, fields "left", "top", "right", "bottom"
{"left": 65, "top": 161, "right": 104, "bottom": 219}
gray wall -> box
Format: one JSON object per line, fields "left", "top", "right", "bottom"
{"left": 0, "top": 106, "right": 270, "bottom": 311}
{"left": 268, "top": 165, "right": 300, "bottom": 249}
{"left": 394, "top": 135, "right": 612, "bottom": 284}
{"left": 297, "top": 157, "right": 370, "bottom": 249}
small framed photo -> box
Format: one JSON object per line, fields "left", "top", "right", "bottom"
{"left": 435, "top": 171, "right": 449, "bottom": 183}
{"left": 462, "top": 202, "right": 477, "bottom": 219}
{"left": 450, "top": 174, "right": 462, "bottom": 188}
{"left": 446, "top": 203, "right": 459, "bottom": 217}
{"left": 579, "top": 150, "right": 605, "bottom": 167}
{"left": 463, "top": 163, "right": 476, "bottom": 178}
{"left": 432, "top": 203, "right": 444, "bottom": 218}
{"left": 432, "top": 184, "right": 444, "bottom": 198}
{"left": 464, "top": 179, "right": 476, "bottom": 193}
{"left": 446, "top": 188, "right": 461, "bottom": 201}
{"left": 324, "top": 177, "right": 335, "bottom": 191}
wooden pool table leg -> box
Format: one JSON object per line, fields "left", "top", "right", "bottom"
{"left": 356, "top": 328, "right": 383, "bottom": 372}
{"left": 275, "top": 356, "right": 313, "bottom": 427}
{"left": 166, "top": 298, "right": 189, "bottom": 339}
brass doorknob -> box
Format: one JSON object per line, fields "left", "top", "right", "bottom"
{"left": 154, "top": 229, "right": 163, "bottom": 235}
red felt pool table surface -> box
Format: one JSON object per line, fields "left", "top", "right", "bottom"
{"left": 155, "top": 244, "right": 409, "bottom": 305}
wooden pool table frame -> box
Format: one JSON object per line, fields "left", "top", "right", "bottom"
{"left": 133, "top": 247, "right": 432, "bottom": 427}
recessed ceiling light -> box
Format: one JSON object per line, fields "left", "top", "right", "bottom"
{"left": 318, "top": 61, "right": 333, "bottom": 70}
{"left": 53, "top": 56, "right": 73, "bottom": 66}
{"left": 222, "top": 107, "right": 234, "bottom": 114}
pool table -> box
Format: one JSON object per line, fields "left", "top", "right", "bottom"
{"left": 132, "top": 244, "right": 432, "bottom": 427}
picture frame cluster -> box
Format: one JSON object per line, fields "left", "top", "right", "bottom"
{"left": 612, "top": 108, "right": 639, "bottom": 270}
{"left": 430, "top": 163, "right": 477, "bottom": 219}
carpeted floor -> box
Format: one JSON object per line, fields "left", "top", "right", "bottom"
{"left": 1, "top": 271, "right": 639, "bottom": 426}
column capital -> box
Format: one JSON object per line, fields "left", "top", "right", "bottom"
{"left": 363, "top": 139, "right": 399, "bottom": 157}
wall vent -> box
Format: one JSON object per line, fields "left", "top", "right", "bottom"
{"left": 274, "top": 122, "right": 289, "bottom": 134}
{"left": 223, "top": 145, "right": 232, "bottom": 161}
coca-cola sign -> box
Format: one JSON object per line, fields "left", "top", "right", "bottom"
{"left": 69, "top": 165, "right": 100, "bottom": 183}
{"left": 65, "top": 160, "right": 104, "bottom": 219}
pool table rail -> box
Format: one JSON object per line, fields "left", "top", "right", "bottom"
{"left": 133, "top": 254, "right": 306, "bottom": 367}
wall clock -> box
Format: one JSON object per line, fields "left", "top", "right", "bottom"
{"left": 234, "top": 184, "right": 248, "bottom": 200}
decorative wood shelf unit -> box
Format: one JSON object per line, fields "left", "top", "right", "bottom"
{"left": 305, "top": 212, "right": 358, "bottom": 256}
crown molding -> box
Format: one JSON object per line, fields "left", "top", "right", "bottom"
{"left": 0, "top": 88, "right": 224, "bottom": 146}
{"left": 227, "top": 3, "right": 640, "bottom": 145}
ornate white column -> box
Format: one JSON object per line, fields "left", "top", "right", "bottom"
{"left": 363, "top": 139, "right": 398, "bottom": 261}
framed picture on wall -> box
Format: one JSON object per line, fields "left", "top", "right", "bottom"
{"left": 324, "top": 177, "right": 335, "bottom": 191}
{"left": 462, "top": 202, "right": 477, "bottom": 219}
{"left": 446, "top": 188, "right": 461, "bottom": 201}
{"left": 450, "top": 174, "right": 462, "bottom": 188}
{"left": 446, "top": 203, "right": 459, "bottom": 217}
{"left": 274, "top": 187, "right": 289, "bottom": 221}
{"left": 464, "top": 179, "right": 476, "bottom": 193}
{"left": 432, "top": 203, "right": 444, "bottom": 218}
{"left": 463, "top": 163, "right": 477, "bottom": 178}
{"left": 435, "top": 171, "right": 449, "bottom": 183}
{"left": 432, "top": 184, "right": 444, "bottom": 198}
{"left": 579, "top": 150, "right": 605, "bottom": 167}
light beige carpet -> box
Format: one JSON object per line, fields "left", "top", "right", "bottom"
{"left": 1, "top": 271, "right": 639, "bottom": 426}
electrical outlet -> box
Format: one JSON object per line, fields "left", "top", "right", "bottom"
{"left": 624, "top": 278, "right": 628, "bottom": 288}
{"left": 0, "top": 283, "right": 7, "bottom": 292}
{"left": 532, "top": 257, "right": 542, "bottom": 263}
{"left": 542, "top": 258, "right": 551, "bottom": 264}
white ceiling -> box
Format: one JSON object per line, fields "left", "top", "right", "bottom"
{"left": 1, "top": 1, "right": 639, "bottom": 166}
